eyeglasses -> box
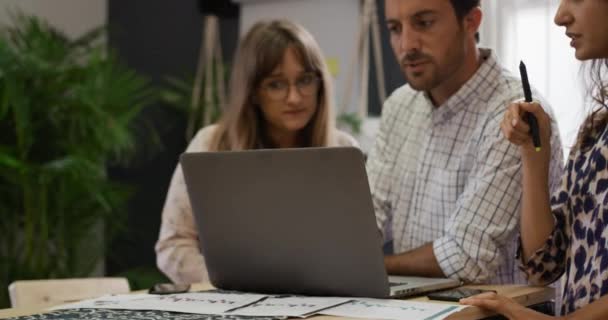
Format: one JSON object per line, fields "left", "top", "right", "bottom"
{"left": 259, "top": 72, "right": 321, "bottom": 101}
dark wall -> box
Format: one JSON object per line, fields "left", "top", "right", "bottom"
{"left": 368, "top": 0, "right": 405, "bottom": 116}
{"left": 106, "top": 0, "right": 239, "bottom": 275}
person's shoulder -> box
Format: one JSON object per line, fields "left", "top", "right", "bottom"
{"left": 479, "top": 60, "right": 522, "bottom": 100}
{"left": 186, "top": 124, "right": 219, "bottom": 152}
{"left": 382, "top": 84, "right": 421, "bottom": 115}
{"left": 473, "top": 59, "right": 526, "bottom": 116}
{"left": 487, "top": 64, "right": 555, "bottom": 116}
{"left": 386, "top": 84, "right": 418, "bottom": 104}
{"left": 483, "top": 58, "right": 544, "bottom": 108}
{"left": 197, "top": 124, "right": 219, "bottom": 138}
{"left": 332, "top": 129, "right": 360, "bottom": 148}
{"left": 494, "top": 68, "right": 525, "bottom": 99}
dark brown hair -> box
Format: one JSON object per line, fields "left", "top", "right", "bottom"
{"left": 449, "top": 0, "right": 481, "bottom": 41}
{"left": 576, "top": 59, "right": 608, "bottom": 151}
{"left": 449, "top": 0, "right": 481, "bottom": 20}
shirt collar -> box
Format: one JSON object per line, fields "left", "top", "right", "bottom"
{"left": 429, "top": 48, "right": 499, "bottom": 125}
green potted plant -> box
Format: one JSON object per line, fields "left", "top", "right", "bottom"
{"left": 0, "top": 14, "right": 155, "bottom": 308}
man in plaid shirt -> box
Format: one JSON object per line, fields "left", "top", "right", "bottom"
{"left": 369, "top": 0, "right": 564, "bottom": 283}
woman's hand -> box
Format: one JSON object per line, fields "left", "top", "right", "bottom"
{"left": 500, "top": 101, "right": 553, "bottom": 168}
{"left": 460, "top": 292, "right": 558, "bottom": 320}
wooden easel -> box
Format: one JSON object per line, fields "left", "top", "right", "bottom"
{"left": 190, "top": 15, "right": 227, "bottom": 140}
{"left": 342, "top": 0, "right": 387, "bottom": 119}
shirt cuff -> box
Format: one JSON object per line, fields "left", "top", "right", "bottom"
{"left": 433, "top": 236, "right": 461, "bottom": 279}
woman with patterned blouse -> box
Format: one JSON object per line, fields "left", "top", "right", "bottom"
{"left": 460, "top": 0, "right": 608, "bottom": 319}
{"left": 155, "top": 20, "right": 358, "bottom": 285}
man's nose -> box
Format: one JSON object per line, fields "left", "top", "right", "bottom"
{"left": 400, "top": 26, "right": 422, "bottom": 54}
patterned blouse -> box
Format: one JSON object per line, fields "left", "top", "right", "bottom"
{"left": 155, "top": 124, "right": 359, "bottom": 285}
{"left": 522, "top": 122, "right": 608, "bottom": 314}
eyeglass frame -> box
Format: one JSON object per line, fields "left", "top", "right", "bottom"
{"left": 257, "top": 71, "right": 323, "bottom": 101}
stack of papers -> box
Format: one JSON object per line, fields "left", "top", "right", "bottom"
{"left": 52, "top": 291, "right": 467, "bottom": 320}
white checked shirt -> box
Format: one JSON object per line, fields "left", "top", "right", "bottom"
{"left": 367, "top": 49, "right": 564, "bottom": 284}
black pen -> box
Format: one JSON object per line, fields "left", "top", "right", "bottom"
{"left": 519, "top": 61, "right": 541, "bottom": 152}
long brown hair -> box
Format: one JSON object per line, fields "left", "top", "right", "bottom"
{"left": 209, "top": 20, "right": 335, "bottom": 151}
{"left": 576, "top": 58, "right": 608, "bottom": 151}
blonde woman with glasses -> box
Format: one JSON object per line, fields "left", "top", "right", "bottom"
{"left": 155, "top": 20, "right": 358, "bottom": 285}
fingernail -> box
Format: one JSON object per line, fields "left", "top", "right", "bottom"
{"left": 511, "top": 119, "right": 517, "bottom": 127}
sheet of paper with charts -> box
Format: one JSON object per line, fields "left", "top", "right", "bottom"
{"left": 51, "top": 291, "right": 467, "bottom": 320}
{"left": 228, "top": 296, "right": 351, "bottom": 318}
{"left": 51, "top": 292, "right": 267, "bottom": 314}
{"left": 320, "top": 298, "right": 467, "bottom": 320}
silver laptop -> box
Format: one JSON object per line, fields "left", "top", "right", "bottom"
{"left": 180, "top": 147, "right": 460, "bottom": 298}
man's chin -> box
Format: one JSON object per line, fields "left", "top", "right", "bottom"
{"left": 404, "top": 72, "right": 431, "bottom": 91}
{"left": 407, "top": 80, "right": 432, "bottom": 92}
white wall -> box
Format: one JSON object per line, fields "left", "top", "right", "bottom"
{"left": 0, "top": 0, "right": 106, "bottom": 39}
{"left": 480, "top": 0, "right": 585, "bottom": 156}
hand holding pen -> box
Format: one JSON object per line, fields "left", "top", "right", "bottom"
{"left": 500, "top": 61, "right": 552, "bottom": 158}
{"left": 519, "top": 61, "right": 541, "bottom": 152}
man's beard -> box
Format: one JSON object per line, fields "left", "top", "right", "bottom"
{"left": 400, "top": 50, "right": 438, "bottom": 91}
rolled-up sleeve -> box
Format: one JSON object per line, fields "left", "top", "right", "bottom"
{"left": 433, "top": 114, "right": 523, "bottom": 283}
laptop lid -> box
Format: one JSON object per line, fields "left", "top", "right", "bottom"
{"left": 180, "top": 147, "right": 391, "bottom": 298}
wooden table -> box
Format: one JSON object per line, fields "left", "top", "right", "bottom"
{"left": 0, "top": 283, "right": 554, "bottom": 320}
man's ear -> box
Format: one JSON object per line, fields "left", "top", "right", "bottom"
{"left": 465, "top": 7, "right": 482, "bottom": 39}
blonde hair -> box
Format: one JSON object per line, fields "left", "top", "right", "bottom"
{"left": 209, "top": 20, "right": 336, "bottom": 151}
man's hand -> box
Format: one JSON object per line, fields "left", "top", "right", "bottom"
{"left": 384, "top": 243, "right": 445, "bottom": 277}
